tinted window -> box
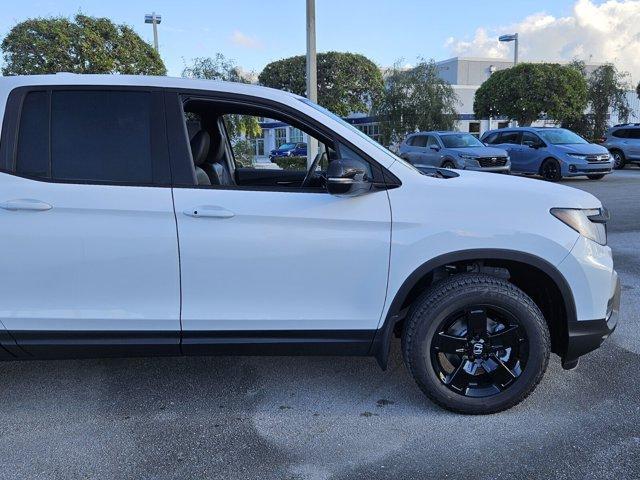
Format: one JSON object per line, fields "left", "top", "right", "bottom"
{"left": 483, "top": 132, "right": 499, "bottom": 144}
{"left": 426, "top": 135, "right": 439, "bottom": 148}
{"left": 412, "top": 135, "right": 428, "bottom": 147}
{"left": 51, "top": 91, "right": 153, "bottom": 183}
{"left": 16, "top": 91, "right": 50, "bottom": 177}
{"left": 627, "top": 129, "right": 640, "bottom": 139}
{"left": 611, "top": 129, "right": 628, "bottom": 138}
{"left": 495, "top": 131, "right": 521, "bottom": 144}
{"left": 522, "top": 132, "right": 543, "bottom": 146}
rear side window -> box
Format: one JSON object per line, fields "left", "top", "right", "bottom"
{"left": 412, "top": 135, "right": 428, "bottom": 147}
{"left": 16, "top": 91, "right": 49, "bottom": 177}
{"left": 627, "top": 129, "right": 640, "bottom": 139}
{"left": 14, "top": 89, "right": 168, "bottom": 185}
{"left": 51, "top": 91, "right": 152, "bottom": 183}
{"left": 495, "top": 131, "right": 521, "bottom": 144}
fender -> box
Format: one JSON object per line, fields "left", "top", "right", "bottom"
{"left": 369, "top": 248, "right": 577, "bottom": 369}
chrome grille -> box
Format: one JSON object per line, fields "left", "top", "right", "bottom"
{"left": 586, "top": 154, "right": 610, "bottom": 163}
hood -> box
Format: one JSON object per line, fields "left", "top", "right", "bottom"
{"left": 446, "top": 146, "right": 509, "bottom": 157}
{"left": 450, "top": 169, "right": 601, "bottom": 209}
{"left": 395, "top": 159, "right": 601, "bottom": 210}
{"left": 553, "top": 143, "right": 609, "bottom": 155}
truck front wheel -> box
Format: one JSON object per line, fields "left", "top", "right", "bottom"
{"left": 402, "top": 273, "right": 550, "bottom": 414}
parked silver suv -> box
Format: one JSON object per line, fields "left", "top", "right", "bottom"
{"left": 602, "top": 124, "right": 640, "bottom": 169}
{"left": 399, "top": 131, "right": 511, "bottom": 173}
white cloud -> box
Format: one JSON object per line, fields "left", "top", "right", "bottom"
{"left": 445, "top": 0, "right": 640, "bottom": 83}
{"left": 230, "top": 30, "right": 264, "bottom": 49}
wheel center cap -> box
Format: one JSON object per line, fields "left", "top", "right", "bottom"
{"left": 472, "top": 342, "right": 484, "bottom": 355}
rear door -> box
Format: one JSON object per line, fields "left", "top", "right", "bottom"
{"left": 0, "top": 88, "right": 181, "bottom": 357}
{"left": 627, "top": 129, "right": 640, "bottom": 159}
{"left": 494, "top": 131, "right": 523, "bottom": 171}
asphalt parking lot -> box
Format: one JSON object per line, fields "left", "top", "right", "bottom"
{"left": 1, "top": 170, "right": 639, "bottom": 480}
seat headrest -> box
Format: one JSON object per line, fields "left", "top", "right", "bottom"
{"left": 190, "top": 130, "right": 210, "bottom": 167}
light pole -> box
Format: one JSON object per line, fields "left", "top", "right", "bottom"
{"left": 306, "top": 0, "right": 318, "bottom": 167}
{"left": 144, "top": 12, "right": 162, "bottom": 52}
{"left": 499, "top": 33, "right": 518, "bottom": 66}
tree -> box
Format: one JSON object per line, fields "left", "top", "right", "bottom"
{"left": 258, "top": 51, "right": 383, "bottom": 116}
{"left": 563, "top": 61, "right": 631, "bottom": 140}
{"left": 1, "top": 14, "right": 166, "bottom": 76}
{"left": 474, "top": 63, "right": 588, "bottom": 127}
{"left": 182, "top": 55, "right": 261, "bottom": 140}
{"left": 373, "top": 59, "right": 458, "bottom": 145}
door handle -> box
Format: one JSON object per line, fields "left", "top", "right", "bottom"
{"left": 183, "top": 205, "right": 235, "bottom": 219}
{"left": 0, "top": 199, "right": 53, "bottom": 212}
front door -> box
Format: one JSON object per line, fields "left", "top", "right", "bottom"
{"left": 168, "top": 95, "right": 392, "bottom": 351}
{"left": 0, "top": 89, "right": 181, "bottom": 356}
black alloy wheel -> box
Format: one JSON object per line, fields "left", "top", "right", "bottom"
{"left": 402, "top": 274, "right": 550, "bottom": 414}
{"left": 541, "top": 159, "right": 562, "bottom": 182}
{"left": 430, "top": 306, "right": 527, "bottom": 398}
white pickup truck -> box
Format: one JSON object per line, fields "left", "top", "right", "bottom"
{"left": 0, "top": 74, "right": 619, "bottom": 414}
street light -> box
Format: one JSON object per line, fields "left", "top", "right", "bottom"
{"left": 144, "top": 12, "right": 162, "bottom": 52}
{"left": 499, "top": 33, "right": 518, "bottom": 66}
{"left": 306, "top": 0, "right": 318, "bottom": 167}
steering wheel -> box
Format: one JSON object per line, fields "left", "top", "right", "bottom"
{"left": 300, "top": 151, "right": 327, "bottom": 189}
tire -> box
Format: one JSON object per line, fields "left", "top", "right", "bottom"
{"left": 402, "top": 273, "right": 550, "bottom": 415}
{"left": 611, "top": 150, "right": 626, "bottom": 170}
{"left": 441, "top": 160, "right": 456, "bottom": 169}
{"left": 587, "top": 174, "right": 606, "bottom": 180}
{"left": 540, "top": 158, "right": 562, "bottom": 182}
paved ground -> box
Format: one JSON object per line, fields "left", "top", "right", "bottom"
{"left": 1, "top": 170, "right": 639, "bottom": 480}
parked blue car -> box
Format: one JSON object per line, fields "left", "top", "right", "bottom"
{"left": 481, "top": 127, "right": 613, "bottom": 181}
{"left": 398, "top": 131, "right": 511, "bottom": 173}
{"left": 269, "top": 142, "right": 307, "bottom": 160}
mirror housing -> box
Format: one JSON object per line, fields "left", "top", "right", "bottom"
{"left": 326, "top": 158, "right": 372, "bottom": 197}
{"left": 429, "top": 145, "right": 440, "bottom": 151}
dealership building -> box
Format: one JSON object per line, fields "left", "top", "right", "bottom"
{"left": 252, "top": 57, "right": 640, "bottom": 160}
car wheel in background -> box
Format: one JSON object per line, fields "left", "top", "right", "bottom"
{"left": 611, "top": 150, "right": 626, "bottom": 170}
{"left": 540, "top": 158, "right": 562, "bottom": 182}
{"left": 441, "top": 160, "right": 456, "bottom": 169}
{"left": 402, "top": 274, "right": 550, "bottom": 414}
{"left": 587, "top": 174, "right": 606, "bottom": 180}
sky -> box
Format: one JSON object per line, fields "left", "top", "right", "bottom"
{"left": 2, "top": 0, "right": 640, "bottom": 83}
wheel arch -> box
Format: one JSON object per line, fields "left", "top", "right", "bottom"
{"left": 440, "top": 156, "right": 458, "bottom": 167}
{"left": 369, "top": 249, "right": 577, "bottom": 369}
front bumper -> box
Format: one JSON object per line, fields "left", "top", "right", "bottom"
{"left": 466, "top": 165, "right": 511, "bottom": 173}
{"left": 564, "top": 160, "right": 614, "bottom": 176}
{"left": 562, "top": 271, "right": 620, "bottom": 367}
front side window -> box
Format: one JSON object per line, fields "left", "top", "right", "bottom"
{"left": 521, "top": 132, "right": 544, "bottom": 146}
{"left": 626, "top": 129, "right": 640, "bottom": 139}
{"left": 426, "top": 135, "right": 439, "bottom": 148}
{"left": 15, "top": 90, "right": 164, "bottom": 185}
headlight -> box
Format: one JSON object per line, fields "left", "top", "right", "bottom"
{"left": 550, "top": 207, "right": 609, "bottom": 245}
{"left": 459, "top": 154, "right": 479, "bottom": 167}
{"left": 567, "top": 153, "right": 587, "bottom": 160}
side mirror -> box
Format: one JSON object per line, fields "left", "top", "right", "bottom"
{"left": 429, "top": 145, "right": 440, "bottom": 151}
{"left": 326, "top": 158, "right": 372, "bottom": 197}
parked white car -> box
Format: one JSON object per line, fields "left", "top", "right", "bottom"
{"left": 0, "top": 75, "right": 619, "bottom": 414}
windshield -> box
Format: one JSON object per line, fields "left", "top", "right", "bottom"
{"left": 440, "top": 133, "right": 484, "bottom": 148}
{"left": 537, "top": 129, "right": 588, "bottom": 145}
{"left": 298, "top": 98, "right": 418, "bottom": 170}
{"left": 278, "top": 143, "right": 296, "bottom": 150}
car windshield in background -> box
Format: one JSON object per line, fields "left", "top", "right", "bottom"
{"left": 537, "top": 129, "right": 587, "bottom": 145}
{"left": 440, "top": 133, "right": 484, "bottom": 148}
{"left": 279, "top": 143, "right": 296, "bottom": 150}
